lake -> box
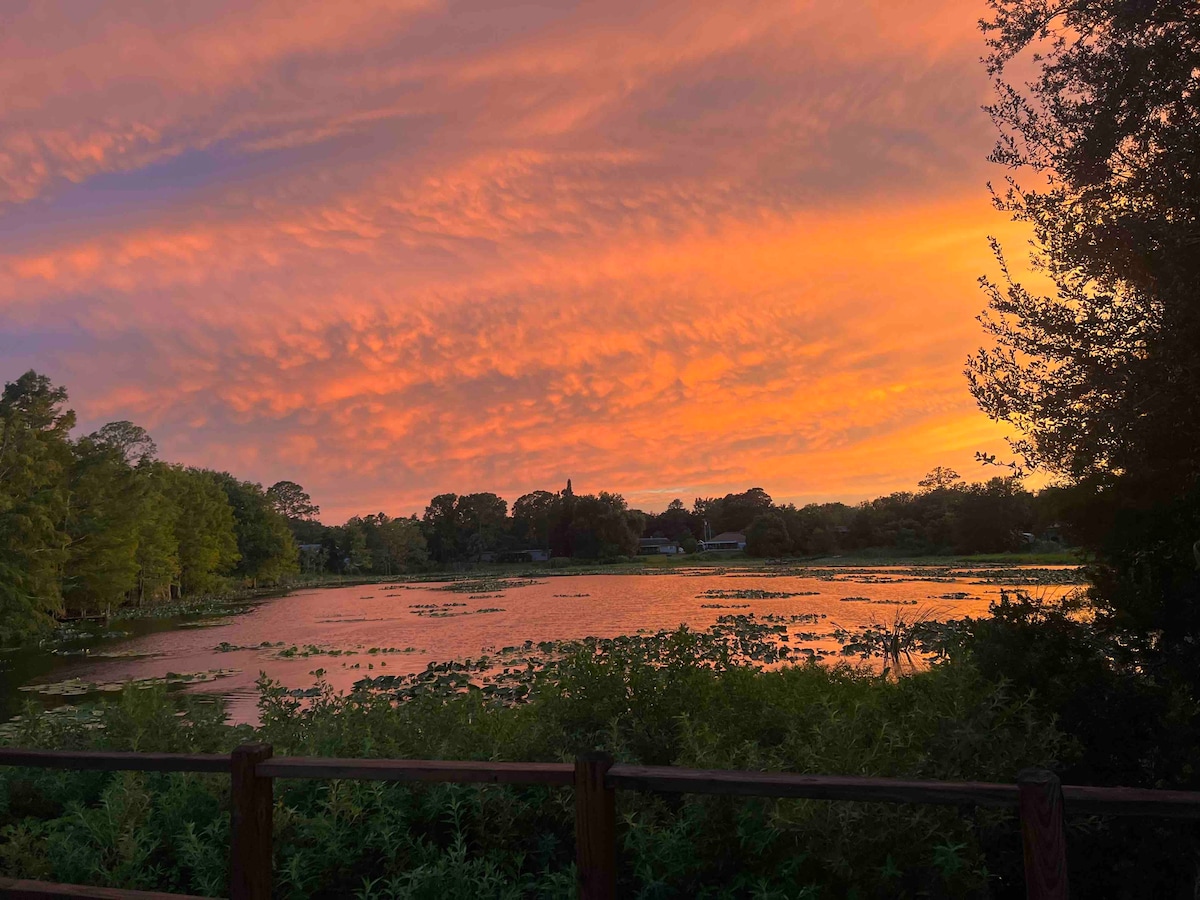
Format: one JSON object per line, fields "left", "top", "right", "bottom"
{"left": 0, "top": 563, "right": 1083, "bottom": 725}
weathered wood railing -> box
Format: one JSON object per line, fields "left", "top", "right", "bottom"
{"left": 4, "top": 747, "right": 1200, "bottom": 899}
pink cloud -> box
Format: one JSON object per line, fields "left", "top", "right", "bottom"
{"left": 0, "top": 0, "right": 1029, "bottom": 521}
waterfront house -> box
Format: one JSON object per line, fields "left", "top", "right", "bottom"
{"left": 638, "top": 537, "right": 683, "bottom": 555}
{"left": 700, "top": 532, "right": 746, "bottom": 552}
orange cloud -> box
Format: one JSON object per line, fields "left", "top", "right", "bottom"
{"left": 0, "top": 0, "right": 1035, "bottom": 521}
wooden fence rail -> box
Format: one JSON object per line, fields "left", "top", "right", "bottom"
{"left": 5, "top": 746, "right": 1200, "bottom": 900}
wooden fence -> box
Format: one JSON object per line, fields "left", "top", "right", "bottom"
{"left": 4, "top": 745, "right": 1200, "bottom": 899}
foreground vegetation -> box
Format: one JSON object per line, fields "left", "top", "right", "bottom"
{"left": 2, "top": 1, "right": 1198, "bottom": 895}
{"left": 3, "top": 594, "right": 1199, "bottom": 898}
{"left": 1, "top": 625, "right": 1063, "bottom": 899}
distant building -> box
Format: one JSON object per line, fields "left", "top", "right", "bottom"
{"left": 497, "top": 549, "right": 551, "bottom": 563}
{"left": 700, "top": 532, "right": 746, "bottom": 552}
{"left": 638, "top": 537, "right": 683, "bottom": 556}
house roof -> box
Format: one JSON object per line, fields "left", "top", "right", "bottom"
{"left": 709, "top": 532, "right": 745, "bottom": 542}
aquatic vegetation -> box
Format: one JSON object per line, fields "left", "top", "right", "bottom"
{"left": 17, "top": 668, "right": 240, "bottom": 697}
{"left": 276, "top": 645, "right": 355, "bottom": 659}
{"left": 966, "top": 567, "right": 1086, "bottom": 586}
{"left": 178, "top": 618, "right": 238, "bottom": 629}
{"left": 49, "top": 647, "right": 159, "bottom": 659}
{"left": 364, "top": 646, "right": 420, "bottom": 655}
{"left": 112, "top": 595, "right": 258, "bottom": 621}
{"left": 840, "top": 596, "right": 919, "bottom": 606}
{"left": 410, "top": 607, "right": 506, "bottom": 619}
{"left": 213, "top": 641, "right": 422, "bottom": 659}
{"left": 697, "top": 589, "right": 820, "bottom": 600}
{"left": 34, "top": 622, "right": 126, "bottom": 649}
{"left": 214, "top": 641, "right": 287, "bottom": 652}
{"left": 437, "top": 578, "right": 544, "bottom": 594}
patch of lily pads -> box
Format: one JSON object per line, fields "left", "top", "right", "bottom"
{"left": 697, "top": 589, "right": 821, "bottom": 600}
{"left": 19, "top": 668, "right": 240, "bottom": 697}
{"left": 213, "top": 641, "right": 422, "bottom": 658}
{"left": 437, "top": 578, "right": 544, "bottom": 594}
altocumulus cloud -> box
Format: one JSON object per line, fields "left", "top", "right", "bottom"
{"left": 0, "top": 0, "right": 1027, "bottom": 520}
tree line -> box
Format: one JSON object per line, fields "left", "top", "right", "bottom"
{"left": 296, "top": 469, "right": 1068, "bottom": 574}
{"left": 2, "top": 366, "right": 1077, "bottom": 643}
{"left": 0, "top": 372, "right": 297, "bottom": 642}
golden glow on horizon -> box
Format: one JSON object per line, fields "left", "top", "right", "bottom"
{"left": 0, "top": 0, "right": 1039, "bottom": 519}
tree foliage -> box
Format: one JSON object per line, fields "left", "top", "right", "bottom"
{"left": 967, "top": 0, "right": 1200, "bottom": 674}
{"left": 968, "top": 0, "right": 1200, "bottom": 486}
{"left": 745, "top": 513, "right": 793, "bottom": 558}
{"left": 0, "top": 373, "right": 296, "bottom": 637}
{"left": 62, "top": 437, "right": 144, "bottom": 615}
{"left": 266, "top": 480, "right": 320, "bottom": 521}
{"left": 0, "top": 372, "right": 73, "bottom": 641}
{"left": 214, "top": 475, "right": 298, "bottom": 586}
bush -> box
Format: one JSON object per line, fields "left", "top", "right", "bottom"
{"left": 0, "top": 630, "right": 1066, "bottom": 899}
{"left": 942, "top": 591, "right": 1200, "bottom": 898}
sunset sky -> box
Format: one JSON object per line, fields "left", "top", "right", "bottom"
{"left": 1, "top": 0, "right": 1037, "bottom": 522}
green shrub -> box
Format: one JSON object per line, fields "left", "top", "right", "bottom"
{"left": 1, "top": 629, "right": 1067, "bottom": 898}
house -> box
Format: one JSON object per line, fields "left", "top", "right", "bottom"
{"left": 700, "top": 532, "right": 746, "bottom": 552}
{"left": 497, "top": 549, "right": 551, "bottom": 563}
{"left": 638, "top": 537, "right": 683, "bottom": 556}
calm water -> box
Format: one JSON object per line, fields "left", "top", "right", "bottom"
{"left": 0, "top": 566, "right": 1080, "bottom": 724}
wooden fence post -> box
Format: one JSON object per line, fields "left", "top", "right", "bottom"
{"left": 1019, "top": 767, "right": 1069, "bottom": 900}
{"left": 574, "top": 751, "right": 616, "bottom": 900}
{"left": 230, "top": 743, "right": 274, "bottom": 900}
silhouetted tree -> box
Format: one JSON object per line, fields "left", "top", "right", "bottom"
{"left": 266, "top": 480, "right": 320, "bottom": 521}
{"left": 968, "top": 0, "right": 1200, "bottom": 652}
{"left": 512, "top": 490, "right": 556, "bottom": 550}
{"left": 91, "top": 420, "right": 157, "bottom": 466}
{"left": 745, "top": 513, "right": 793, "bottom": 558}
{"left": 918, "top": 467, "right": 961, "bottom": 490}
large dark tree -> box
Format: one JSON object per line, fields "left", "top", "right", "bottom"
{"left": 965, "top": 6, "right": 1200, "bottom": 891}
{"left": 745, "top": 513, "right": 793, "bottom": 558}
{"left": 512, "top": 490, "right": 557, "bottom": 550}
{"left": 967, "top": 0, "right": 1200, "bottom": 637}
